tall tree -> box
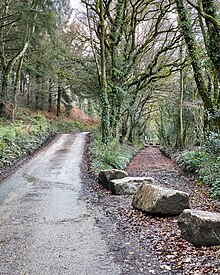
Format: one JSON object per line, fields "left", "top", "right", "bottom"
{"left": 82, "top": 0, "right": 183, "bottom": 143}
{"left": 175, "top": 0, "right": 220, "bottom": 130}
{"left": 0, "top": 0, "right": 73, "bottom": 116}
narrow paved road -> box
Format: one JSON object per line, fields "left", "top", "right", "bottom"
{"left": 0, "top": 133, "right": 120, "bottom": 275}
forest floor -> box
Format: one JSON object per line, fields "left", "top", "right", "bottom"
{"left": 83, "top": 144, "right": 220, "bottom": 274}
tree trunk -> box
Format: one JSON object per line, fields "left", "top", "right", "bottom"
{"left": 56, "top": 84, "right": 61, "bottom": 117}
{"left": 128, "top": 115, "right": 135, "bottom": 144}
{"left": 175, "top": 0, "right": 220, "bottom": 130}
{"left": 108, "top": 0, "right": 125, "bottom": 138}
{"left": 177, "top": 42, "right": 184, "bottom": 149}
{"left": 99, "top": 0, "right": 110, "bottom": 143}
{"left": 48, "top": 79, "right": 53, "bottom": 112}
{"left": 35, "top": 76, "right": 41, "bottom": 110}
{"left": 202, "top": 0, "right": 220, "bottom": 83}
{"left": 12, "top": 57, "right": 24, "bottom": 121}
{"left": 0, "top": 69, "right": 8, "bottom": 115}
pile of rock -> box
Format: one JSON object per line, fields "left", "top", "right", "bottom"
{"left": 98, "top": 169, "right": 155, "bottom": 195}
{"left": 98, "top": 169, "right": 128, "bottom": 191}
{"left": 110, "top": 176, "right": 156, "bottom": 195}
{"left": 98, "top": 169, "right": 220, "bottom": 247}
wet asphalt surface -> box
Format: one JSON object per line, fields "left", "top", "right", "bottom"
{"left": 0, "top": 133, "right": 120, "bottom": 275}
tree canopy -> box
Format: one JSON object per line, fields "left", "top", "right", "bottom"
{"left": 0, "top": 0, "right": 219, "bottom": 147}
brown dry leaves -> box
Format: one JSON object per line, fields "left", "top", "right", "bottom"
{"left": 84, "top": 141, "right": 220, "bottom": 274}
{"left": 126, "top": 146, "right": 220, "bottom": 274}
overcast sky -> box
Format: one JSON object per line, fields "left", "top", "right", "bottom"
{"left": 70, "top": 0, "right": 81, "bottom": 9}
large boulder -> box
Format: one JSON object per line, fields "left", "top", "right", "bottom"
{"left": 132, "top": 183, "right": 189, "bottom": 215}
{"left": 178, "top": 209, "right": 220, "bottom": 247}
{"left": 110, "top": 177, "right": 155, "bottom": 195}
{"left": 98, "top": 169, "right": 128, "bottom": 190}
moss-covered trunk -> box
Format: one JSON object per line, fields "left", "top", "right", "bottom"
{"left": 99, "top": 0, "right": 110, "bottom": 143}
{"left": 202, "top": 0, "right": 220, "bottom": 85}
{"left": 175, "top": 0, "right": 220, "bottom": 130}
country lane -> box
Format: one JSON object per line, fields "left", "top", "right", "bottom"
{"left": 0, "top": 133, "right": 120, "bottom": 275}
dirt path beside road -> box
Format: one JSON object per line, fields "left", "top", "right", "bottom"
{"left": 83, "top": 145, "right": 219, "bottom": 274}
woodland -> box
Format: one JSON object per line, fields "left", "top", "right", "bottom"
{"left": 0, "top": 0, "right": 219, "bottom": 200}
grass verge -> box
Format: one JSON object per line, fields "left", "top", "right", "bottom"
{"left": 89, "top": 133, "right": 141, "bottom": 175}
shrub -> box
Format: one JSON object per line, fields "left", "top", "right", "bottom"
{"left": 89, "top": 134, "right": 138, "bottom": 174}
{"left": 51, "top": 119, "right": 77, "bottom": 133}
{"left": 176, "top": 150, "right": 207, "bottom": 173}
{"left": 0, "top": 114, "right": 55, "bottom": 167}
{"left": 50, "top": 118, "right": 93, "bottom": 133}
{"left": 177, "top": 132, "right": 220, "bottom": 200}
{"left": 204, "top": 131, "right": 220, "bottom": 154}
{"left": 199, "top": 157, "right": 220, "bottom": 200}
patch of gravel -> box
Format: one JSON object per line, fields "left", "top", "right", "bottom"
{"left": 82, "top": 143, "right": 220, "bottom": 275}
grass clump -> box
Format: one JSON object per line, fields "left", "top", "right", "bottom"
{"left": 51, "top": 119, "right": 82, "bottom": 133}
{"left": 0, "top": 113, "right": 55, "bottom": 168}
{"left": 89, "top": 134, "right": 139, "bottom": 175}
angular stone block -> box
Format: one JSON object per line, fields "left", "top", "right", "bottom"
{"left": 178, "top": 209, "right": 220, "bottom": 246}
{"left": 110, "top": 177, "right": 155, "bottom": 195}
{"left": 132, "top": 183, "right": 189, "bottom": 215}
{"left": 98, "top": 169, "right": 128, "bottom": 190}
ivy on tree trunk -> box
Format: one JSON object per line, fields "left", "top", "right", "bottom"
{"left": 175, "top": 0, "right": 220, "bottom": 130}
